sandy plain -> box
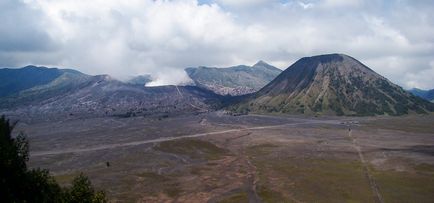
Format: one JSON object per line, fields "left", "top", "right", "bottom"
{"left": 16, "top": 112, "right": 434, "bottom": 203}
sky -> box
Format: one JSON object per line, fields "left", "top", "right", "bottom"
{"left": 0, "top": 0, "right": 434, "bottom": 88}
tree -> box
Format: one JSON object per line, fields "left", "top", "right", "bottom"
{"left": 0, "top": 115, "right": 107, "bottom": 202}
{"left": 65, "top": 173, "right": 106, "bottom": 203}
{"left": 0, "top": 116, "right": 30, "bottom": 202}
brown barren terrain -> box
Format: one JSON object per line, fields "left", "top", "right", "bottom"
{"left": 18, "top": 112, "right": 434, "bottom": 202}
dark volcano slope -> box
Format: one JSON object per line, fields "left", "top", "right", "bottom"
{"left": 1, "top": 73, "right": 224, "bottom": 121}
{"left": 230, "top": 54, "right": 433, "bottom": 116}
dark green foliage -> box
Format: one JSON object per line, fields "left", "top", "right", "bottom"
{"left": 354, "top": 102, "right": 377, "bottom": 116}
{"left": 380, "top": 102, "right": 394, "bottom": 115}
{"left": 24, "top": 169, "right": 63, "bottom": 202}
{"left": 1, "top": 117, "right": 26, "bottom": 201}
{"left": 0, "top": 115, "right": 106, "bottom": 203}
{"left": 394, "top": 103, "right": 409, "bottom": 115}
{"left": 330, "top": 102, "right": 345, "bottom": 116}
{"left": 312, "top": 101, "right": 323, "bottom": 112}
{"left": 64, "top": 174, "right": 106, "bottom": 203}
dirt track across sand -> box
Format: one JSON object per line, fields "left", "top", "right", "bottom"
{"left": 31, "top": 119, "right": 338, "bottom": 156}
{"left": 347, "top": 128, "right": 384, "bottom": 203}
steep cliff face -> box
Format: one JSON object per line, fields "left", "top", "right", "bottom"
{"left": 231, "top": 54, "right": 433, "bottom": 116}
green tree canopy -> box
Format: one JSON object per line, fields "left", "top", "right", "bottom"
{"left": 0, "top": 115, "right": 106, "bottom": 203}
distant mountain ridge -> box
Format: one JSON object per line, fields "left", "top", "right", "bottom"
{"left": 185, "top": 61, "right": 282, "bottom": 96}
{"left": 230, "top": 54, "right": 434, "bottom": 116}
{"left": 0, "top": 66, "right": 223, "bottom": 121}
{"left": 408, "top": 88, "right": 434, "bottom": 102}
{"left": 127, "top": 75, "right": 153, "bottom": 86}
{"left": 0, "top": 65, "right": 85, "bottom": 97}
{"left": 0, "top": 66, "right": 91, "bottom": 108}
{"left": 2, "top": 55, "right": 432, "bottom": 120}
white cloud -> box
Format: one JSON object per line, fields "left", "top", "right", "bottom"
{"left": 298, "top": 2, "right": 314, "bottom": 9}
{"left": 404, "top": 60, "right": 434, "bottom": 89}
{"left": 215, "top": 0, "right": 271, "bottom": 7}
{"left": 321, "top": 0, "right": 362, "bottom": 8}
{"left": 1, "top": 0, "right": 434, "bottom": 89}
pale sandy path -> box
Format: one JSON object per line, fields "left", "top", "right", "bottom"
{"left": 347, "top": 128, "right": 384, "bottom": 203}
{"left": 31, "top": 120, "right": 338, "bottom": 157}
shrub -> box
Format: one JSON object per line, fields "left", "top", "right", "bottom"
{"left": 0, "top": 115, "right": 106, "bottom": 203}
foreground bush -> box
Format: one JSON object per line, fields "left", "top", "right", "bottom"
{"left": 0, "top": 115, "right": 106, "bottom": 202}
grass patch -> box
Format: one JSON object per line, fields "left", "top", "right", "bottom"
{"left": 190, "top": 165, "right": 210, "bottom": 175}
{"left": 414, "top": 163, "right": 434, "bottom": 173}
{"left": 257, "top": 185, "right": 287, "bottom": 203}
{"left": 218, "top": 191, "right": 249, "bottom": 203}
{"left": 277, "top": 158, "right": 372, "bottom": 202}
{"left": 246, "top": 144, "right": 374, "bottom": 203}
{"left": 363, "top": 116, "right": 434, "bottom": 134}
{"left": 54, "top": 172, "right": 80, "bottom": 186}
{"left": 154, "top": 138, "right": 227, "bottom": 160}
{"left": 246, "top": 143, "right": 279, "bottom": 156}
{"left": 137, "top": 171, "right": 169, "bottom": 181}
{"left": 372, "top": 169, "right": 434, "bottom": 203}
{"left": 136, "top": 172, "right": 182, "bottom": 198}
